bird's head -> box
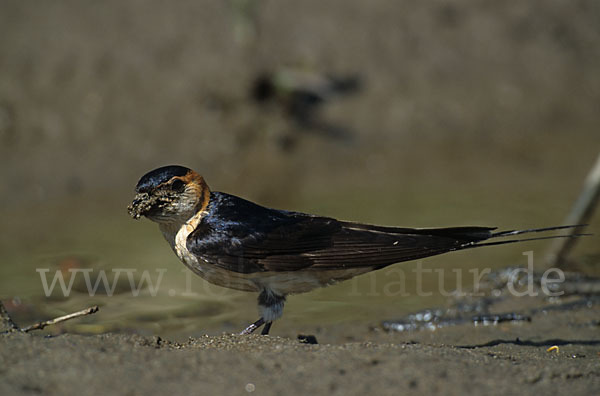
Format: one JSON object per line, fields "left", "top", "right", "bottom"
{"left": 127, "top": 165, "right": 210, "bottom": 224}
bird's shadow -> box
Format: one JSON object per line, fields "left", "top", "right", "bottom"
{"left": 458, "top": 338, "right": 600, "bottom": 349}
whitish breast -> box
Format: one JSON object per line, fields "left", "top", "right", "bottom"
{"left": 159, "top": 213, "right": 261, "bottom": 292}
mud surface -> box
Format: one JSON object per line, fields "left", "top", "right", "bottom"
{"left": 2, "top": 295, "right": 599, "bottom": 396}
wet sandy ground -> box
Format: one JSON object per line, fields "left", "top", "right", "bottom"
{"left": 2, "top": 299, "right": 599, "bottom": 396}
{"left": 1, "top": 1, "right": 599, "bottom": 394}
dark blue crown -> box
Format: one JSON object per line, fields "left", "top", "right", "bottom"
{"left": 135, "top": 165, "right": 190, "bottom": 193}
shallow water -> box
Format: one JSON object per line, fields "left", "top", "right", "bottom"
{"left": 1, "top": 183, "right": 597, "bottom": 338}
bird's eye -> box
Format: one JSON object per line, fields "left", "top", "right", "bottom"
{"left": 171, "top": 179, "right": 185, "bottom": 192}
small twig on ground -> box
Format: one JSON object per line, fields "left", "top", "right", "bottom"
{"left": 1, "top": 300, "right": 99, "bottom": 334}
{"left": 21, "top": 306, "right": 99, "bottom": 333}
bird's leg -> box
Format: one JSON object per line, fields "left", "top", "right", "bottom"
{"left": 238, "top": 289, "right": 285, "bottom": 335}
{"left": 239, "top": 318, "right": 273, "bottom": 335}
{"left": 240, "top": 317, "right": 265, "bottom": 335}
{"left": 261, "top": 321, "right": 272, "bottom": 335}
{"left": 257, "top": 289, "right": 285, "bottom": 335}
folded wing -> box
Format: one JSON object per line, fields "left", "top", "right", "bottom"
{"left": 187, "top": 198, "right": 496, "bottom": 273}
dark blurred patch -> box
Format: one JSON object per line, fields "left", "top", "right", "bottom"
{"left": 297, "top": 334, "right": 318, "bottom": 344}
{"left": 250, "top": 69, "right": 362, "bottom": 149}
{"left": 436, "top": 3, "right": 462, "bottom": 28}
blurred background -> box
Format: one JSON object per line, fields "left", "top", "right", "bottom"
{"left": 1, "top": 0, "right": 598, "bottom": 338}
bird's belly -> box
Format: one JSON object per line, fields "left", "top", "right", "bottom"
{"left": 175, "top": 247, "right": 261, "bottom": 292}
{"left": 185, "top": 256, "right": 373, "bottom": 296}
{"left": 180, "top": 251, "right": 372, "bottom": 295}
{"left": 252, "top": 268, "right": 373, "bottom": 295}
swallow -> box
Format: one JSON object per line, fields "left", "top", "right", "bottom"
{"left": 128, "top": 165, "right": 587, "bottom": 335}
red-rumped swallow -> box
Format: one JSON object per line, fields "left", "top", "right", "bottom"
{"left": 128, "top": 165, "right": 586, "bottom": 335}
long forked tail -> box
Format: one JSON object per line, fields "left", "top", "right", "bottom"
{"left": 461, "top": 224, "right": 591, "bottom": 250}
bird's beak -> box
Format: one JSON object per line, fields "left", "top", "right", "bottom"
{"left": 127, "top": 192, "right": 157, "bottom": 219}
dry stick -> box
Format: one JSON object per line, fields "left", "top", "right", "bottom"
{"left": 20, "top": 306, "right": 99, "bottom": 332}
{"left": 1, "top": 301, "right": 99, "bottom": 333}
{"left": 547, "top": 153, "right": 600, "bottom": 267}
